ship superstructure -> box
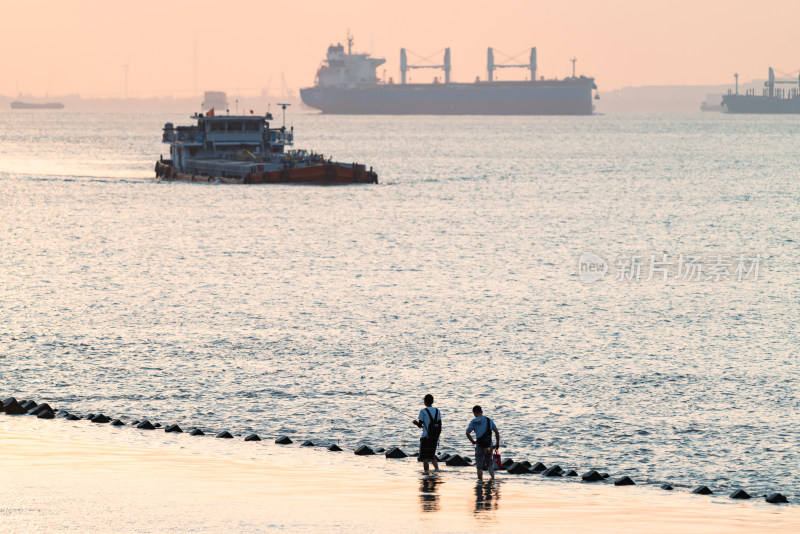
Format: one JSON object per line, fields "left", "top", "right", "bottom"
{"left": 301, "top": 36, "right": 597, "bottom": 115}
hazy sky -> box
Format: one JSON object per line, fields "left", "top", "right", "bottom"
{"left": 1, "top": 0, "right": 798, "bottom": 98}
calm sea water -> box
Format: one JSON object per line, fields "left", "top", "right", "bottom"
{"left": 1, "top": 110, "right": 798, "bottom": 500}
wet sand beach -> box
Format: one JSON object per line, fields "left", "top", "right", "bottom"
{"left": 1, "top": 415, "right": 798, "bottom": 533}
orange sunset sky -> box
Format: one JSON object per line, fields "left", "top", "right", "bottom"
{"left": 1, "top": 0, "right": 798, "bottom": 98}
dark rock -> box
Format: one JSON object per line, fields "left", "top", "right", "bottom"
{"left": 765, "top": 493, "right": 789, "bottom": 504}
{"left": 542, "top": 466, "right": 563, "bottom": 477}
{"left": 566, "top": 470, "right": 579, "bottom": 477}
{"left": 164, "top": 424, "right": 182, "bottom": 433}
{"left": 130, "top": 420, "right": 140, "bottom": 426}
{"left": 582, "top": 470, "right": 603, "bottom": 482}
{"left": 37, "top": 410, "right": 55, "bottom": 419}
{"left": 85, "top": 414, "right": 95, "bottom": 420}
{"left": 692, "top": 486, "right": 713, "bottom": 495}
{"left": 661, "top": 483, "right": 673, "bottom": 490}
{"left": 729, "top": 489, "right": 751, "bottom": 499}
{"left": 137, "top": 420, "right": 156, "bottom": 430}
{"left": 501, "top": 458, "right": 515, "bottom": 470}
{"left": 301, "top": 440, "right": 315, "bottom": 447}
{"left": 216, "top": 431, "right": 233, "bottom": 439}
{"left": 521, "top": 461, "right": 533, "bottom": 468}
{"left": 111, "top": 419, "right": 125, "bottom": 426}
{"left": 385, "top": 447, "right": 407, "bottom": 459}
{"left": 58, "top": 411, "right": 71, "bottom": 418}
{"left": 375, "top": 447, "right": 385, "bottom": 453}
{"left": 327, "top": 444, "right": 342, "bottom": 451}
{"left": 438, "top": 453, "right": 452, "bottom": 462}
{"left": 530, "top": 462, "right": 547, "bottom": 473}
{"left": 507, "top": 462, "right": 532, "bottom": 474}
{"left": 464, "top": 457, "right": 473, "bottom": 464}
{"left": 446, "top": 454, "right": 470, "bottom": 467}
{"left": 91, "top": 414, "right": 111, "bottom": 424}
{"left": 600, "top": 473, "right": 610, "bottom": 479}
{"left": 244, "top": 434, "right": 261, "bottom": 441}
{"left": 614, "top": 476, "right": 636, "bottom": 486}
{"left": 31, "top": 403, "right": 53, "bottom": 416}
{"left": 2, "top": 399, "right": 25, "bottom": 415}
{"left": 1, "top": 397, "right": 18, "bottom": 409}
{"left": 275, "top": 436, "right": 293, "bottom": 445}
{"left": 153, "top": 423, "right": 162, "bottom": 428}
{"left": 66, "top": 414, "right": 81, "bottom": 421}
{"left": 189, "top": 428, "right": 205, "bottom": 436}
{"left": 20, "top": 400, "right": 38, "bottom": 412}
{"left": 354, "top": 445, "right": 375, "bottom": 456}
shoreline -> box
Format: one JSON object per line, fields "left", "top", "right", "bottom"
{"left": 1, "top": 415, "right": 798, "bottom": 532}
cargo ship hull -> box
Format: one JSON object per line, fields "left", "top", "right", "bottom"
{"left": 301, "top": 79, "right": 595, "bottom": 115}
{"left": 721, "top": 94, "right": 800, "bottom": 114}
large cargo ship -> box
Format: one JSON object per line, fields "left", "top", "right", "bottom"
{"left": 722, "top": 68, "right": 800, "bottom": 114}
{"left": 300, "top": 36, "right": 597, "bottom": 115}
{"left": 10, "top": 101, "right": 64, "bottom": 110}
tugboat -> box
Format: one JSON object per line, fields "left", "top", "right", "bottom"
{"left": 155, "top": 105, "right": 377, "bottom": 184}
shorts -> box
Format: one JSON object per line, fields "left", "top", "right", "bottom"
{"left": 474, "top": 444, "right": 493, "bottom": 469}
{"left": 419, "top": 436, "right": 439, "bottom": 460}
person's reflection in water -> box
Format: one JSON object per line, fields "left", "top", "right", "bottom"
{"left": 473, "top": 480, "right": 501, "bottom": 519}
{"left": 419, "top": 476, "right": 443, "bottom": 513}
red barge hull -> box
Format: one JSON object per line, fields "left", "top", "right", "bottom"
{"left": 155, "top": 161, "right": 377, "bottom": 185}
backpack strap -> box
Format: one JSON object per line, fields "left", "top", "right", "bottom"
{"left": 425, "top": 407, "right": 439, "bottom": 428}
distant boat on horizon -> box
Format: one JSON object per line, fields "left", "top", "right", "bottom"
{"left": 10, "top": 101, "right": 65, "bottom": 110}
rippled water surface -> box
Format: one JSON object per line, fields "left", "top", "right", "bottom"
{"left": 1, "top": 111, "right": 798, "bottom": 499}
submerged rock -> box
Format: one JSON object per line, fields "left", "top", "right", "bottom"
{"left": 614, "top": 476, "right": 635, "bottom": 486}
{"left": 661, "top": 483, "right": 674, "bottom": 490}
{"left": 385, "top": 447, "right": 407, "bottom": 459}
{"left": 375, "top": 447, "right": 385, "bottom": 453}
{"left": 301, "top": 440, "right": 315, "bottom": 447}
{"left": 136, "top": 420, "right": 155, "bottom": 430}
{"left": 521, "top": 461, "right": 533, "bottom": 468}
{"left": 327, "top": 444, "right": 343, "bottom": 451}
{"left": 244, "top": 434, "right": 261, "bottom": 442}
{"left": 445, "top": 455, "right": 470, "bottom": 467}
{"left": 66, "top": 414, "right": 81, "bottom": 421}
{"left": 153, "top": 423, "right": 163, "bottom": 428}
{"left": 582, "top": 470, "right": 603, "bottom": 482}
{"left": 29, "top": 403, "right": 52, "bottom": 416}
{"left": 729, "top": 489, "right": 751, "bottom": 499}
{"left": 130, "top": 420, "right": 140, "bottom": 426}
{"left": 2, "top": 399, "right": 25, "bottom": 415}
{"left": 542, "top": 466, "right": 563, "bottom": 477}
{"left": 164, "top": 424, "right": 182, "bottom": 433}
{"left": 85, "top": 414, "right": 95, "bottom": 420}
{"left": 111, "top": 419, "right": 125, "bottom": 426}
{"left": 216, "top": 431, "right": 233, "bottom": 439}
{"left": 565, "top": 470, "right": 579, "bottom": 477}
{"left": 189, "top": 428, "right": 205, "bottom": 436}
{"left": 530, "top": 462, "right": 546, "bottom": 473}
{"left": 507, "top": 462, "right": 532, "bottom": 474}
{"left": 438, "top": 453, "right": 451, "bottom": 462}
{"left": 275, "top": 436, "right": 293, "bottom": 445}
{"left": 37, "top": 410, "right": 55, "bottom": 419}
{"left": 692, "top": 486, "right": 713, "bottom": 495}
{"left": 765, "top": 493, "right": 789, "bottom": 504}
{"left": 354, "top": 445, "right": 375, "bottom": 456}
{"left": 500, "top": 458, "right": 515, "bottom": 470}
{"left": 91, "top": 414, "right": 111, "bottom": 424}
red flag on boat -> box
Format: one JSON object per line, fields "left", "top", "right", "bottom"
{"left": 207, "top": 108, "right": 215, "bottom": 117}
{"left": 250, "top": 109, "right": 254, "bottom": 115}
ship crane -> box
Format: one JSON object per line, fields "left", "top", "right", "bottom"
{"left": 400, "top": 48, "right": 451, "bottom": 84}
{"left": 487, "top": 48, "right": 537, "bottom": 82}
{"left": 764, "top": 67, "right": 800, "bottom": 98}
